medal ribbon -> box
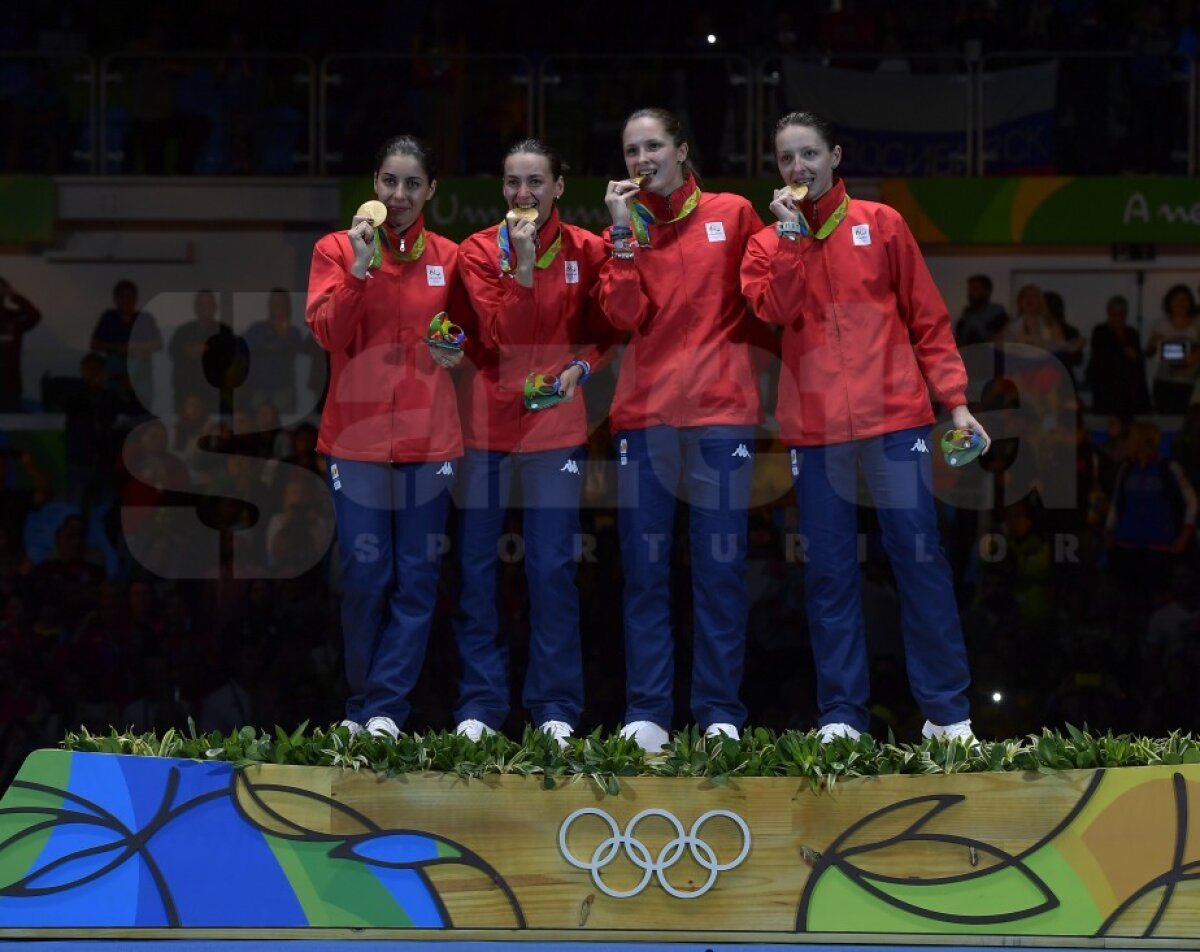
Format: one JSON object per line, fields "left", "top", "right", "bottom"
{"left": 796, "top": 193, "right": 851, "bottom": 240}
{"left": 369, "top": 227, "right": 426, "bottom": 270}
{"left": 498, "top": 222, "right": 562, "bottom": 274}
{"left": 629, "top": 186, "right": 701, "bottom": 249}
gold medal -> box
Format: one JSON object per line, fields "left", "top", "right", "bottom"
{"left": 506, "top": 207, "right": 538, "bottom": 224}
{"left": 788, "top": 184, "right": 809, "bottom": 201}
{"left": 356, "top": 200, "right": 388, "bottom": 227}
{"left": 630, "top": 175, "right": 646, "bottom": 186}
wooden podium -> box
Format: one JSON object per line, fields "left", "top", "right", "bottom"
{"left": 1, "top": 749, "right": 1198, "bottom": 943}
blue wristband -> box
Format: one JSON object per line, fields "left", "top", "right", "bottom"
{"left": 566, "top": 358, "right": 591, "bottom": 384}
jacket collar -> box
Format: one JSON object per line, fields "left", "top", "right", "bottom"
{"left": 798, "top": 177, "right": 847, "bottom": 230}
{"left": 384, "top": 214, "right": 424, "bottom": 247}
{"left": 536, "top": 205, "right": 561, "bottom": 244}
{"left": 640, "top": 173, "right": 699, "bottom": 219}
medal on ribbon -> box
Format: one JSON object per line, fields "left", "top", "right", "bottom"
{"left": 628, "top": 186, "right": 701, "bottom": 249}
{"left": 940, "top": 427, "right": 984, "bottom": 467}
{"left": 427, "top": 311, "right": 466, "bottom": 351}
{"left": 524, "top": 372, "right": 563, "bottom": 411}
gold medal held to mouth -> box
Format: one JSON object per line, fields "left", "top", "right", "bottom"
{"left": 788, "top": 184, "right": 809, "bottom": 201}
{"left": 506, "top": 207, "right": 538, "bottom": 224}
{"left": 356, "top": 200, "right": 388, "bottom": 227}
{"left": 630, "top": 175, "right": 646, "bottom": 186}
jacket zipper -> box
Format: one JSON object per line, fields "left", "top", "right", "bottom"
{"left": 813, "top": 201, "right": 855, "bottom": 442}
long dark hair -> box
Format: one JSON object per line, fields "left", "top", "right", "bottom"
{"left": 373, "top": 134, "right": 437, "bottom": 181}
{"left": 623, "top": 107, "right": 699, "bottom": 181}
{"left": 504, "top": 138, "right": 568, "bottom": 180}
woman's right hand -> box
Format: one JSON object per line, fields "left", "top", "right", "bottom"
{"left": 348, "top": 215, "right": 375, "bottom": 278}
{"left": 605, "top": 179, "right": 639, "bottom": 227}
{"left": 769, "top": 187, "right": 801, "bottom": 224}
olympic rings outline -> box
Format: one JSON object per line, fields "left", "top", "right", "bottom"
{"left": 558, "top": 807, "right": 751, "bottom": 899}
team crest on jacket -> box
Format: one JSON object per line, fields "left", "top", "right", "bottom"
{"left": 564, "top": 260, "right": 579, "bottom": 284}
{"left": 852, "top": 224, "right": 871, "bottom": 246}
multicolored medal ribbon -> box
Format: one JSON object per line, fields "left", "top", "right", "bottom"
{"left": 629, "top": 186, "right": 701, "bottom": 249}
{"left": 498, "top": 221, "right": 562, "bottom": 274}
{"left": 427, "top": 311, "right": 466, "bottom": 351}
{"left": 524, "top": 372, "right": 563, "bottom": 411}
{"left": 795, "top": 193, "right": 851, "bottom": 240}
{"left": 940, "top": 427, "right": 984, "bottom": 467}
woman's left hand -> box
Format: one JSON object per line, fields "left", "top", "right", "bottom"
{"left": 557, "top": 363, "right": 584, "bottom": 402}
{"left": 951, "top": 404, "right": 991, "bottom": 453}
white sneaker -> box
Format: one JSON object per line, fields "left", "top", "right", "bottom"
{"left": 704, "top": 723, "right": 740, "bottom": 741}
{"left": 455, "top": 718, "right": 495, "bottom": 743}
{"left": 922, "top": 719, "right": 977, "bottom": 745}
{"left": 364, "top": 715, "right": 399, "bottom": 740}
{"left": 538, "top": 720, "right": 573, "bottom": 749}
{"left": 339, "top": 719, "right": 363, "bottom": 737}
{"left": 619, "top": 720, "right": 670, "bottom": 753}
{"left": 816, "top": 722, "right": 861, "bottom": 744}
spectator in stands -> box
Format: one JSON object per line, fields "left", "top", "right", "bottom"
{"left": 1003, "top": 284, "right": 1058, "bottom": 347}
{"left": 167, "top": 289, "right": 234, "bottom": 412}
{"left": 1142, "top": 561, "right": 1200, "bottom": 686}
{"left": 119, "top": 652, "right": 194, "bottom": 734}
{"left": 1106, "top": 420, "right": 1197, "bottom": 628}
{"left": 199, "top": 640, "right": 263, "bottom": 733}
{"left": 242, "top": 288, "right": 308, "bottom": 415}
{"left": 30, "top": 513, "right": 107, "bottom": 630}
{"left": 90, "top": 279, "right": 162, "bottom": 416}
{"left": 1087, "top": 294, "right": 1151, "bottom": 415}
{"left": 64, "top": 352, "right": 121, "bottom": 513}
{"left": 0, "top": 278, "right": 41, "bottom": 412}
{"left": 1002, "top": 284, "right": 1072, "bottom": 420}
{"left": 1146, "top": 283, "right": 1200, "bottom": 414}
{"left": 1174, "top": 404, "right": 1200, "bottom": 492}
{"left": 955, "top": 274, "right": 1008, "bottom": 347}
{"left": 1044, "top": 290, "right": 1085, "bottom": 372}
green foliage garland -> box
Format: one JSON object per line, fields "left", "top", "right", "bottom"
{"left": 55, "top": 723, "right": 1200, "bottom": 796}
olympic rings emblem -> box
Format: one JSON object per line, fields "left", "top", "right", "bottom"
{"left": 558, "top": 807, "right": 751, "bottom": 899}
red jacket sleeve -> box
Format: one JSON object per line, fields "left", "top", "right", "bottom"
{"left": 457, "top": 235, "right": 535, "bottom": 352}
{"left": 576, "top": 234, "right": 622, "bottom": 373}
{"left": 596, "top": 229, "right": 653, "bottom": 333}
{"left": 305, "top": 234, "right": 369, "bottom": 354}
{"left": 740, "top": 227, "right": 817, "bottom": 327}
{"left": 886, "top": 213, "right": 967, "bottom": 408}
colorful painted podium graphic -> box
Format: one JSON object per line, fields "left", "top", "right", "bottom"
{"left": 2, "top": 750, "right": 1200, "bottom": 940}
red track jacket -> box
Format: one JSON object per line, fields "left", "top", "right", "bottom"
{"left": 740, "top": 179, "right": 967, "bottom": 446}
{"left": 306, "top": 216, "right": 466, "bottom": 463}
{"left": 597, "top": 178, "right": 768, "bottom": 434}
{"left": 456, "top": 209, "right": 615, "bottom": 453}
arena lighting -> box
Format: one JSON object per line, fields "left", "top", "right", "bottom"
{"left": 991, "top": 691, "right": 1003, "bottom": 703}
{"left": 706, "top": 33, "right": 717, "bottom": 44}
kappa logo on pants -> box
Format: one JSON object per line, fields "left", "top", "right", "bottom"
{"left": 910, "top": 438, "right": 929, "bottom": 454}
{"left": 560, "top": 459, "right": 580, "bottom": 475}
{"left": 731, "top": 443, "right": 752, "bottom": 459}
{"left": 435, "top": 461, "right": 455, "bottom": 476}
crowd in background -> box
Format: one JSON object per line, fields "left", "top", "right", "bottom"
{"left": 2, "top": 267, "right": 1200, "bottom": 784}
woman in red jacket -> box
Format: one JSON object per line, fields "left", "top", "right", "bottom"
{"left": 600, "top": 108, "right": 766, "bottom": 752}
{"left": 452, "top": 139, "right": 614, "bottom": 747}
{"left": 741, "top": 111, "right": 990, "bottom": 745}
{"left": 306, "top": 134, "right": 465, "bottom": 740}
